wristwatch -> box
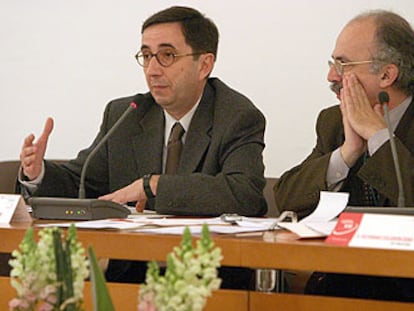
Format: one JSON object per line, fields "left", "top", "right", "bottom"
{"left": 143, "top": 174, "right": 155, "bottom": 199}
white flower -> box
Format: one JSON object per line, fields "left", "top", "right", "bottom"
{"left": 9, "top": 225, "right": 89, "bottom": 311}
{"left": 138, "top": 224, "right": 222, "bottom": 311}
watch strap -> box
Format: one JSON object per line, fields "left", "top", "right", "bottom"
{"left": 143, "top": 174, "right": 155, "bottom": 199}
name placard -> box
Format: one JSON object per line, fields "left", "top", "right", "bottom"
{"left": 0, "top": 194, "right": 32, "bottom": 224}
{"left": 326, "top": 212, "right": 414, "bottom": 250}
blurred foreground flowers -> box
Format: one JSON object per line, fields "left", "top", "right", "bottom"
{"left": 138, "top": 224, "right": 223, "bottom": 311}
{"left": 9, "top": 225, "right": 89, "bottom": 311}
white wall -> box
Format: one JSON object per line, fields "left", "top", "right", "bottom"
{"left": 1, "top": 0, "right": 413, "bottom": 177}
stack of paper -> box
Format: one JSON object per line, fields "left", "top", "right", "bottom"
{"left": 38, "top": 215, "right": 282, "bottom": 235}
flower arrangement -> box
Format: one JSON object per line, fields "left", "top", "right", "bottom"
{"left": 8, "top": 225, "right": 89, "bottom": 311}
{"left": 138, "top": 224, "right": 223, "bottom": 311}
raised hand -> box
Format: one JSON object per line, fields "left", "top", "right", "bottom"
{"left": 20, "top": 118, "right": 54, "bottom": 180}
{"left": 339, "top": 74, "right": 386, "bottom": 167}
{"left": 342, "top": 74, "right": 386, "bottom": 140}
{"left": 339, "top": 84, "right": 366, "bottom": 167}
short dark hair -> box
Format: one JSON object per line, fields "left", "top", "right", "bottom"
{"left": 354, "top": 10, "right": 414, "bottom": 95}
{"left": 141, "top": 6, "right": 219, "bottom": 60}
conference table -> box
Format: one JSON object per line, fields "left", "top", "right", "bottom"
{"left": 1, "top": 220, "right": 414, "bottom": 310}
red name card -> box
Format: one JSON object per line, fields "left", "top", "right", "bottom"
{"left": 326, "top": 212, "right": 414, "bottom": 250}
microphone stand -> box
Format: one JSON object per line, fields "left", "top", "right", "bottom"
{"left": 29, "top": 101, "right": 138, "bottom": 220}
{"left": 382, "top": 103, "right": 405, "bottom": 208}
{"left": 79, "top": 102, "right": 136, "bottom": 199}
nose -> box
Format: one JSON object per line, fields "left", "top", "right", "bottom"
{"left": 327, "top": 64, "right": 341, "bottom": 83}
{"left": 145, "top": 55, "right": 163, "bottom": 76}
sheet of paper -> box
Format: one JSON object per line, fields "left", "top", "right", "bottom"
{"left": 142, "top": 217, "right": 224, "bottom": 226}
{"left": 277, "top": 222, "right": 327, "bottom": 238}
{"left": 38, "top": 219, "right": 146, "bottom": 230}
{"left": 136, "top": 225, "right": 268, "bottom": 235}
{"left": 137, "top": 226, "right": 200, "bottom": 235}
{"left": 278, "top": 192, "right": 349, "bottom": 238}
{"left": 304, "top": 220, "right": 338, "bottom": 236}
{"left": 128, "top": 208, "right": 174, "bottom": 218}
{"left": 38, "top": 217, "right": 226, "bottom": 230}
{"left": 301, "top": 191, "right": 349, "bottom": 223}
{"left": 236, "top": 217, "right": 281, "bottom": 229}
{"left": 0, "top": 194, "right": 32, "bottom": 224}
{"left": 0, "top": 194, "right": 21, "bottom": 224}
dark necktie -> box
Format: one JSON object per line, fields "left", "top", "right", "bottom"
{"left": 362, "top": 152, "right": 378, "bottom": 206}
{"left": 165, "top": 122, "right": 185, "bottom": 174}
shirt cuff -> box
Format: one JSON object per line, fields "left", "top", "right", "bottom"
{"left": 327, "top": 148, "right": 349, "bottom": 189}
{"left": 367, "top": 128, "right": 389, "bottom": 156}
{"left": 18, "top": 161, "right": 45, "bottom": 193}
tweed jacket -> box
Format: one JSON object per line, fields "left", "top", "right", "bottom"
{"left": 274, "top": 99, "right": 414, "bottom": 218}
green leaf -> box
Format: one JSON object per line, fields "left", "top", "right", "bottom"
{"left": 63, "top": 236, "right": 75, "bottom": 311}
{"left": 53, "top": 229, "right": 64, "bottom": 306}
{"left": 88, "top": 246, "right": 115, "bottom": 311}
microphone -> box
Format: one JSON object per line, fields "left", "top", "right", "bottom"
{"left": 29, "top": 99, "right": 138, "bottom": 220}
{"left": 79, "top": 102, "right": 137, "bottom": 199}
{"left": 379, "top": 91, "right": 405, "bottom": 208}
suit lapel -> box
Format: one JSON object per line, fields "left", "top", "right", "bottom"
{"left": 178, "top": 84, "right": 214, "bottom": 174}
{"left": 131, "top": 104, "right": 164, "bottom": 174}
{"left": 375, "top": 98, "right": 414, "bottom": 206}
{"left": 395, "top": 97, "right": 414, "bottom": 147}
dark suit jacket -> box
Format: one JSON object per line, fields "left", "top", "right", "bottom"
{"left": 32, "top": 78, "right": 267, "bottom": 216}
{"left": 274, "top": 98, "right": 414, "bottom": 218}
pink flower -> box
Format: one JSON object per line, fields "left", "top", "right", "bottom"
{"left": 9, "top": 298, "right": 28, "bottom": 309}
{"left": 137, "top": 300, "right": 157, "bottom": 311}
{"left": 138, "top": 292, "right": 157, "bottom": 311}
{"left": 25, "top": 291, "right": 37, "bottom": 304}
{"left": 38, "top": 301, "right": 54, "bottom": 311}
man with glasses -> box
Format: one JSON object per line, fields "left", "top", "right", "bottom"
{"left": 274, "top": 10, "right": 414, "bottom": 300}
{"left": 18, "top": 6, "right": 267, "bottom": 285}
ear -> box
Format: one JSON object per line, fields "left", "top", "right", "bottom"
{"left": 198, "top": 53, "right": 215, "bottom": 80}
{"left": 379, "top": 63, "right": 399, "bottom": 88}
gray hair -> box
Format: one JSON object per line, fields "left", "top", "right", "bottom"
{"left": 353, "top": 10, "right": 414, "bottom": 95}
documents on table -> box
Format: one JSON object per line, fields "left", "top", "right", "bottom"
{"left": 137, "top": 225, "right": 270, "bottom": 235}
{"left": 277, "top": 191, "right": 349, "bottom": 238}
{"left": 135, "top": 217, "right": 281, "bottom": 234}
{"left": 36, "top": 191, "right": 350, "bottom": 237}
{"left": 37, "top": 215, "right": 283, "bottom": 235}
{"left": 36, "top": 192, "right": 350, "bottom": 237}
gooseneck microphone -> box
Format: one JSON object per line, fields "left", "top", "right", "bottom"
{"left": 79, "top": 102, "right": 137, "bottom": 199}
{"left": 379, "top": 91, "right": 405, "bottom": 208}
{"left": 29, "top": 99, "right": 138, "bottom": 220}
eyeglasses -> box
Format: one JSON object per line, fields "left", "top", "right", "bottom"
{"left": 328, "top": 58, "right": 374, "bottom": 76}
{"left": 135, "top": 48, "right": 205, "bottom": 68}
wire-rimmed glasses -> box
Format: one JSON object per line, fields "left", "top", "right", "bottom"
{"left": 328, "top": 58, "right": 374, "bottom": 76}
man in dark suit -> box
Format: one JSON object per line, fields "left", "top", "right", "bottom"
{"left": 19, "top": 6, "right": 266, "bottom": 286}
{"left": 274, "top": 10, "right": 414, "bottom": 301}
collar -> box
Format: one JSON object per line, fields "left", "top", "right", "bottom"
{"left": 389, "top": 95, "right": 412, "bottom": 132}
{"left": 163, "top": 95, "right": 202, "bottom": 146}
